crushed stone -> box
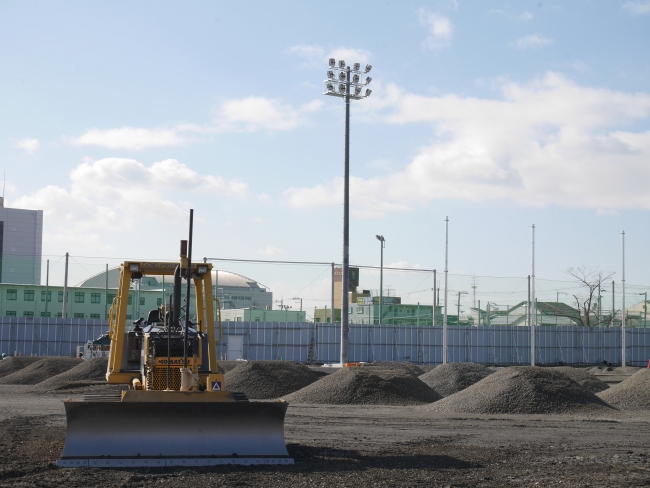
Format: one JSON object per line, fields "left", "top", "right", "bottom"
{"left": 224, "top": 360, "right": 320, "bottom": 399}
{"left": 217, "top": 360, "right": 245, "bottom": 374}
{"left": 0, "top": 357, "right": 42, "bottom": 379}
{"left": 364, "top": 361, "right": 425, "bottom": 376}
{"left": 552, "top": 366, "right": 609, "bottom": 393}
{"left": 589, "top": 365, "right": 641, "bottom": 375}
{"left": 27, "top": 357, "right": 108, "bottom": 393}
{"left": 426, "top": 366, "right": 614, "bottom": 414}
{"left": 418, "top": 362, "right": 493, "bottom": 397}
{"left": 597, "top": 369, "right": 650, "bottom": 411}
{"left": 0, "top": 357, "right": 81, "bottom": 385}
{"left": 283, "top": 367, "right": 441, "bottom": 405}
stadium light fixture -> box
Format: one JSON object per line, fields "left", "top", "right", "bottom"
{"left": 322, "top": 59, "right": 374, "bottom": 365}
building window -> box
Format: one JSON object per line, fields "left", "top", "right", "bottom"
{"left": 6, "top": 289, "right": 17, "bottom": 301}
{"left": 357, "top": 307, "right": 364, "bottom": 314}
{"left": 74, "top": 292, "right": 85, "bottom": 303}
{"left": 107, "top": 294, "right": 116, "bottom": 304}
{"left": 128, "top": 295, "right": 133, "bottom": 305}
{"left": 91, "top": 293, "right": 101, "bottom": 304}
{"left": 58, "top": 291, "right": 68, "bottom": 302}
{"left": 41, "top": 291, "right": 52, "bottom": 302}
{"left": 40, "top": 312, "right": 51, "bottom": 317}
{"left": 56, "top": 313, "right": 62, "bottom": 318}
{"left": 157, "top": 298, "right": 163, "bottom": 306}
{"left": 5, "top": 311, "right": 16, "bottom": 317}
{"left": 126, "top": 315, "right": 131, "bottom": 320}
{"left": 140, "top": 297, "right": 145, "bottom": 306}
{"left": 23, "top": 311, "right": 34, "bottom": 318}
{"left": 90, "top": 313, "right": 100, "bottom": 319}
{"left": 74, "top": 313, "right": 84, "bottom": 318}
{"left": 24, "top": 290, "right": 35, "bottom": 301}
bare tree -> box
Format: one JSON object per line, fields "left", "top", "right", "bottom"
{"left": 552, "top": 267, "right": 616, "bottom": 327}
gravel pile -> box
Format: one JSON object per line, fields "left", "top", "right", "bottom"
{"left": 589, "top": 365, "right": 640, "bottom": 375}
{"left": 597, "top": 369, "right": 650, "bottom": 410}
{"left": 364, "top": 361, "right": 425, "bottom": 376}
{"left": 283, "top": 367, "right": 441, "bottom": 405}
{"left": 27, "top": 357, "right": 108, "bottom": 393}
{"left": 0, "top": 357, "right": 41, "bottom": 379}
{"left": 224, "top": 361, "right": 320, "bottom": 399}
{"left": 553, "top": 366, "right": 609, "bottom": 393}
{"left": 418, "top": 362, "right": 493, "bottom": 397}
{"left": 217, "top": 360, "right": 244, "bottom": 374}
{"left": 0, "top": 357, "right": 81, "bottom": 385}
{"left": 426, "top": 366, "right": 614, "bottom": 414}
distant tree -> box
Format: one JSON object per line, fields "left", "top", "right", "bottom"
{"left": 552, "top": 267, "right": 616, "bottom": 327}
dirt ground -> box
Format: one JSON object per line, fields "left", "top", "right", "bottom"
{"left": 1, "top": 385, "right": 650, "bottom": 487}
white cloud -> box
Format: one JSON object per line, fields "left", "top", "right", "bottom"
{"left": 12, "top": 138, "right": 40, "bottom": 154}
{"left": 68, "top": 96, "right": 321, "bottom": 149}
{"left": 68, "top": 127, "right": 189, "bottom": 150}
{"left": 284, "top": 72, "right": 650, "bottom": 215}
{"left": 288, "top": 44, "right": 371, "bottom": 66}
{"left": 490, "top": 9, "right": 533, "bottom": 21}
{"left": 12, "top": 158, "right": 249, "bottom": 240}
{"left": 216, "top": 97, "right": 300, "bottom": 131}
{"left": 418, "top": 9, "right": 453, "bottom": 51}
{"left": 511, "top": 34, "right": 554, "bottom": 50}
{"left": 257, "top": 245, "right": 287, "bottom": 256}
{"left": 623, "top": 1, "right": 650, "bottom": 14}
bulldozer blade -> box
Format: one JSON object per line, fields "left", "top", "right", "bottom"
{"left": 58, "top": 400, "right": 293, "bottom": 468}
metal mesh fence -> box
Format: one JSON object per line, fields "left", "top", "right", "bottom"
{"left": 2, "top": 318, "right": 649, "bottom": 367}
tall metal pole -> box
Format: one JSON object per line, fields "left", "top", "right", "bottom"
{"left": 531, "top": 224, "right": 536, "bottom": 366}
{"left": 377, "top": 236, "right": 385, "bottom": 326}
{"left": 331, "top": 263, "right": 335, "bottom": 325}
{"left": 62, "top": 252, "right": 69, "bottom": 319}
{"left": 443, "top": 216, "right": 449, "bottom": 364}
{"left": 612, "top": 280, "right": 616, "bottom": 327}
{"left": 621, "top": 230, "right": 626, "bottom": 367}
{"left": 340, "top": 66, "right": 351, "bottom": 366}
{"left": 44, "top": 259, "right": 49, "bottom": 316}
{"left": 433, "top": 270, "right": 437, "bottom": 327}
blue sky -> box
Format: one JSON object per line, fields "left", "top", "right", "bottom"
{"left": 2, "top": 1, "right": 650, "bottom": 312}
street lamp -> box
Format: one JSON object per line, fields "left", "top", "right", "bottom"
{"left": 324, "top": 58, "right": 373, "bottom": 365}
{"left": 376, "top": 235, "right": 385, "bottom": 325}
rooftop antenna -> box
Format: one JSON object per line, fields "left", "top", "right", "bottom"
{"left": 2, "top": 171, "right": 5, "bottom": 205}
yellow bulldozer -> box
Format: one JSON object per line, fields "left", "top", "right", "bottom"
{"left": 58, "top": 211, "right": 293, "bottom": 467}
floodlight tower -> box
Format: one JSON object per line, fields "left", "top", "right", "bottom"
{"left": 324, "top": 58, "right": 373, "bottom": 365}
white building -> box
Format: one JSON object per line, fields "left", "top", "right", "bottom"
{"left": 0, "top": 197, "right": 43, "bottom": 285}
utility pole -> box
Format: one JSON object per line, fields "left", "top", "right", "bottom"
{"left": 443, "top": 216, "right": 449, "bottom": 364}
{"left": 331, "top": 263, "right": 335, "bottom": 325}
{"left": 376, "top": 235, "right": 385, "bottom": 326}
{"left": 62, "top": 252, "right": 69, "bottom": 319}
{"left": 44, "top": 259, "right": 49, "bottom": 316}
{"left": 531, "top": 224, "right": 536, "bottom": 367}
{"left": 612, "top": 280, "right": 616, "bottom": 327}
{"left": 471, "top": 275, "right": 477, "bottom": 309}
{"left": 457, "top": 291, "right": 467, "bottom": 323}
{"left": 621, "top": 230, "right": 626, "bottom": 367}
{"left": 433, "top": 270, "right": 437, "bottom": 327}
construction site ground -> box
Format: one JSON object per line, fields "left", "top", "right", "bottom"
{"left": 1, "top": 385, "right": 649, "bottom": 487}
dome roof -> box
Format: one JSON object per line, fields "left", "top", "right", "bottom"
{"left": 77, "top": 266, "right": 267, "bottom": 291}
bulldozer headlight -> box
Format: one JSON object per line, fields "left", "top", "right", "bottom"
{"left": 129, "top": 264, "right": 140, "bottom": 272}
{"left": 197, "top": 265, "right": 208, "bottom": 275}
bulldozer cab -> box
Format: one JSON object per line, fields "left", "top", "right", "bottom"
{"left": 106, "top": 258, "right": 221, "bottom": 392}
